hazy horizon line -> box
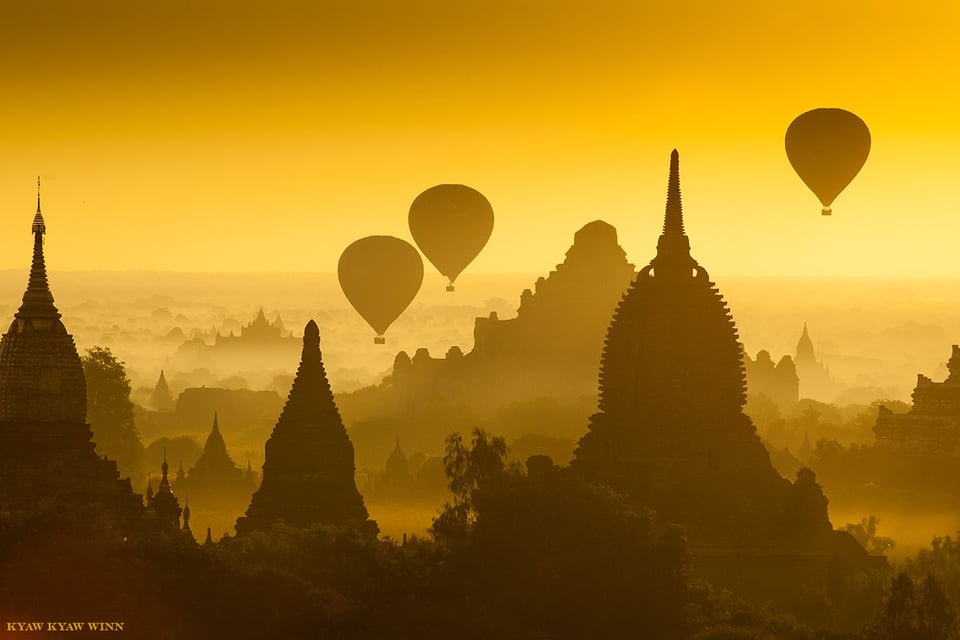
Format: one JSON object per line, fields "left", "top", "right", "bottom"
{"left": 1, "top": 268, "right": 959, "bottom": 282}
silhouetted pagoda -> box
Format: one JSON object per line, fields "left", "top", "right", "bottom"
{"left": 373, "top": 435, "right": 413, "bottom": 498}
{"left": 150, "top": 450, "right": 183, "bottom": 534}
{"left": 795, "top": 323, "right": 836, "bottom": 400}
{"left": 383, "top": 435, "right": 410, "bottom": 485}
{"left": 573, "top": 151, "right": 877, "bottom": 603}
{"left": 0, "top": 188, "right": 141, "bottom": 522}
{"left": 236, "top": 320, "right": 375, "bottom": 534}
{"left": 874, "top": 345, "right": 960, "bottom": 453}
{"left": 179, "top": 412, "right": 249, "bottom": 494}
{"left": 150, "top": 369, "right": 174, "bottom": 411}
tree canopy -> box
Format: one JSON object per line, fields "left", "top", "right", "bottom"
{"left": 82, "top": 346, "right": 144, "bottom": 478}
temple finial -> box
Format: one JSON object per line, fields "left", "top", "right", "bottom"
{"left": 32, "top": 177, "right": 45, "bottom": 236}
{"left": 651, "top": 150, "right": 698, "bottom": 277}
{"left": 663, "top": 150, "right": 684, "bottom": 236}
{"left": 16, "top": 179, "right": 59, "bottom": 322}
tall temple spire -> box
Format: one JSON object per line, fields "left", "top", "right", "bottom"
{"left": 16, "top": 178, "right": 61, "bottom": 322}
{"left": 159, "top": 447, "right": 170, "bottom": 488}
{"left": 796, "top": 323, "right": 815, "bottom": 362}
{"left": 152, "top": 447, "right": 183, "bottom": 534}
{"left": 35, "top": 176, "right": 42, "bottom": 221}
{"left": 651, "top": 150, "right": 698, "bottom": 278}
{"left": 662, "top": 149, "right": 684, "bottom": 237}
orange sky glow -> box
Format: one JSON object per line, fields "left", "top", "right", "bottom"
{"left": 1, "top": 1, "right": 959, "bottom": 277}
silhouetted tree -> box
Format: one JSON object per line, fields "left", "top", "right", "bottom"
{"left": 901, "top": 535, "right": 960, "bottom": 613}
{"left": 870, "top": 572, "right": 960, "bottom": 640}
{"left": 845, "top": 515, "right": 896, "bottom": 555}
{"left": 82, "top": 346, "right": 143, "bottom": 477}
{"left": 431, "top": 427, "right": 518, "bottom": 544}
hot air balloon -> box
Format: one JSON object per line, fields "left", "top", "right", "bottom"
{"left": 408, "top": 184, "right": 493, "bottom": 291}
{"left": 785, "top": 108, "right": 871, "bottom": 216}
{"left": 338, "top": 236, "right": 423, "bottom": 344}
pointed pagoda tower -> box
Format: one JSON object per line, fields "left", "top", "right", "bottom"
{"left": 384, "top": 435, "right": 410, "bottom": 484}
{"left": 181, "top": 412, "right": 245, "bottom": 493}
{"left": 0, "top": 183, "right": 142, "bottom": 520}
{"left": 573, "top": 151, "right": 831, "bottom": 547}
{"left": 150, "top": 370, "right": 174, "bottom": 411}
{"left": 794, "top": 323, "right": 834, "bottom": 400}
{"left": 152, "top": 449, "right": 183, "bottom": 535}
{"left": 236, "top": 320, "right": 375, "bottom": 534}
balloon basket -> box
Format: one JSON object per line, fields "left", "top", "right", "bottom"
{"left": 374, "top": 336, "right": 386, "bottom": 345}
{"left": 821, "top": 207, "right": 832, "bottom": 216}
{"left": 446, "top": 284, "right": 455, "bottom": 292}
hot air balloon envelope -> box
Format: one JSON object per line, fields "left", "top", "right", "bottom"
{"left": 338, "top": 236, "right": 423, "bottom": 342}
{"left": 409, "top": 184, "right": 493, "bottom": 290}
{"left": 785, "top": 108, "right": 871, "bottom": 215}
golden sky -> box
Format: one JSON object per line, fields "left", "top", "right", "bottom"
{"left": 1, "top": 0, "right": 958, "bottom": 277}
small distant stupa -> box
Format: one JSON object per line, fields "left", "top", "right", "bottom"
{"left": 180, "top": 412, "right": 249, "bottom": 494}
{"left": 150, "top": 370, "right": 175, "bottom": 411}
{"left": 236, "top": 320, "right": 375, "bottom": 534}
{"left": 795, "top": 324, "right": 835, "bottom": 400}
{"left": 383, "top": 435, "right": 410, "bottom": 485}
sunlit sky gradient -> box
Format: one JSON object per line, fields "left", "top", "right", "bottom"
{"left": 1, "top": 1, "right": 958, "bottom": 276}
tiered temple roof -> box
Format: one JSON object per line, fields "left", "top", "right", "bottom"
{"left": 236, "top": 320, "right": 375, "bottom": 534}
{"left": 573, "top": 151, "right": 832, "bottom": 547}
{"left": 0, "top": 186, "right": 141, "bottom": 521}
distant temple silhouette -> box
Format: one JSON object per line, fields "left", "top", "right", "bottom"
{"left": 348, "top": 219, "right": 636, "bottom": 414}
{"left": 572, "top": 151, "right": 878, "bottom": 603}
{"left": 214, "top": 308, "right": 293, "bottom": 346}
{"left": 874, "top": 345, "right": 960, "bottom": 453}
{"left": 178, "top": 413, "right": 253, "bottom": 494}
{"left": 795, "top": 323, "right": 836, "bottom": 400}
{"left": 744, "top": 350, "right": 799, "bottom": 409}
{"left": 150, "top": 369, "right": 174, "bottom": 411}
{"left": 0, "top": 189, "right": 141, "bottom": 522}
{"left": 172, "top": 307, "right": 300, "bottom": 376}
{"left": 236, "top": 320, "right": 375, "bottom": 534}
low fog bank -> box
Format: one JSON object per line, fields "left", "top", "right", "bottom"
{"left": 0, "top": 271, "right": 955, "bottom": 404}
